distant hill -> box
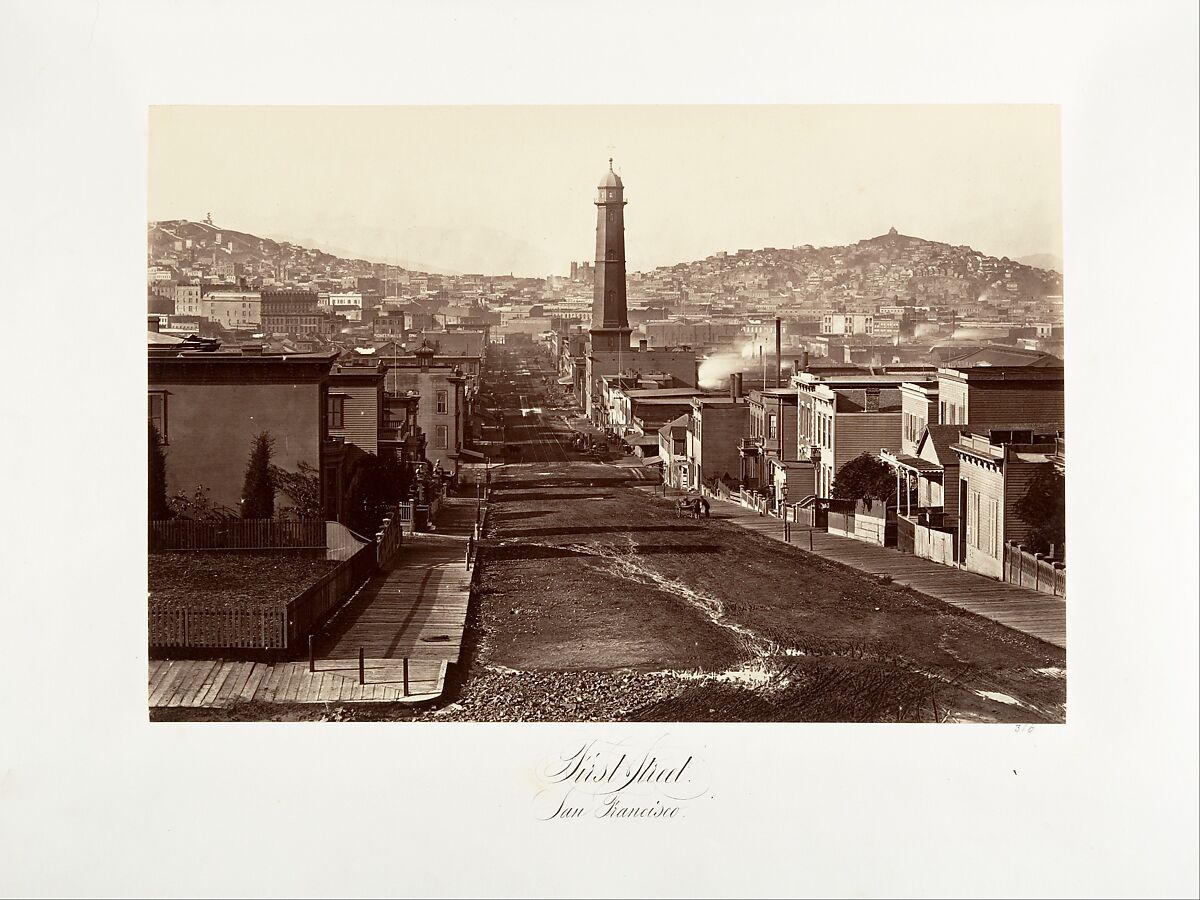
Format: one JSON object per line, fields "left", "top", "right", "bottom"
{"left": 148, "top": 219, "right": 420, "bottom": 285}
{"left": 638, "top": 227, "right": 1064, "bottom": 304}
{"left": 148, "top": 219, "right": 1064, "bottom": 305}
{"left": 1014, "top": 253, "right": 1063, "bottom": 274}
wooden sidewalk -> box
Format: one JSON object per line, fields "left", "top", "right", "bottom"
{"left": 641, "top": 487, "right": 1066, "bottom": 648}
{"left": 316, "top": 499, "right": 476, "bottom": 662}
{"left": 148, "top": 498, "right": 480, "bottom": 709}
{"left": 148, "top": 657, "right": 447, "bottom": 707}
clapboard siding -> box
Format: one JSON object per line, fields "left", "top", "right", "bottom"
{"left": 330, "top": 382, "right": 383, "bottom": 453}
{"left": 1002, "top": 455, "right": 1053, "bottom": 548}
{"left": 900, "top": 385, "right": 938, "bottom": 456}
{"left": 832, "top": 412, "right": 901, "bottom": 471}
{"left": 960, "top": 455, "right": 1005, "bottom": 578}
{"left": 968, "top": 382, "right": 1065, "bottom": 430}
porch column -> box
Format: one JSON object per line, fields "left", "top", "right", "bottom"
{"left": 906, "top": 470, "right": 912, "bottom": 517}
{"left": 895, "top": 468, "right": 902, "bottom": 515}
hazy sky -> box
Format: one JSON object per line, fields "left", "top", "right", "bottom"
{"left": 149, "top": 106, "right": 1061, "bottom": 276}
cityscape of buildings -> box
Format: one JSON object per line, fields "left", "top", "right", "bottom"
{"left": 148, "top": 160, "right": 1067, "bottom": 723}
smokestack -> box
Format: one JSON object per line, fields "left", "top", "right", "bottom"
{"left": 775, "top": 317, "right": 782, "bottom": 388}
{"left": 730, "top": 372, "right": 743, "bottom": 401}
{"left": 803, "top": 350, "right": 810, "bottom": 372}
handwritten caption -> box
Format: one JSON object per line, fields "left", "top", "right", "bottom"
{"left": 533, "top": 738, "right": 710, "bottom": 821}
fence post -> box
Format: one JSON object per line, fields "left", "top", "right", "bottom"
{"left": 403, "top": 658, "right": 410, "bottom": 697}
{"left": 809, "top": 529, "right": 814, "bottom": 551}
{"left": 358, "top": 647, "right": 365, "bottom": 685}
{"left": 308, "top": 634, "right": 315, "bottom": 672}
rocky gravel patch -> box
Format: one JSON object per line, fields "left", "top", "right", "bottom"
{"left": 425, "top": 667, "right": 684, "bottom": 722}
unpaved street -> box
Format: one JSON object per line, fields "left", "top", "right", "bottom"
{"left": 451, "top": 347, "right": 1067, "bottom": 724}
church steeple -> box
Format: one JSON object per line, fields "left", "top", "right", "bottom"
{"left": 590, "top": 160, "right": 631, "bottom": 351}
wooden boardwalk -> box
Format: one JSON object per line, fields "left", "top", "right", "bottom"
{"left": 148, "top": 498, "right": 480, "bottom": 709}
{"left": 316, "top": 499, "right": 476, "bottom": 662}
{"left": 148, "top": 657, "right": 447, "bottom": 707}
{"left": 641, "top": 487, "right": 1066, "bottom": 648}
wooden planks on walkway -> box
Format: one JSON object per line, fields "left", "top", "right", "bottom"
{"left": 149, "top": 499, "right": 480, "bottom": 711}
{"left": 639, "top": 487, "right": 1066, "bottom": 648}
{"left": 316, "top": 498, "right": 478, "bottom": 663}
{"left": 148, "top": 658, "right": 448, "bottom": 708}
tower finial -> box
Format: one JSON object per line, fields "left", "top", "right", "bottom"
{"left": 609, "top": 157, "right": 613, "bottom": 172}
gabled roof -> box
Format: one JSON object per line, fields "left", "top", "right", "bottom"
{"left": 657, "top": 413, "right": 690, "bottom": 439}
{"left": 917, "top": 424, "right": 962, "bottom": 465}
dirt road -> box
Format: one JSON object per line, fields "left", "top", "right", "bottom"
{"left": 456, "top": 346, "right": 1067, "bottom": 724}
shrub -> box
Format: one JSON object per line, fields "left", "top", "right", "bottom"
{"left": 241, "top": 432, "right": 275, "bottom": 519}
{"left": 832, "top": 453, "right": 896, "bottom": 503}
{"left": 149, "top": 424, "right": 171, "bottom": 520}
{"left": 272, "top": 461, "right": 322, "bottom": 519}
{"left": 1014, "top": 463, "right": 1065, "bottom": 556}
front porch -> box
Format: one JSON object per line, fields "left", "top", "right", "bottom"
{"left": 882, "top": 448, "right": 959, "bottom": 565}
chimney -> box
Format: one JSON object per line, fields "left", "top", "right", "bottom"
{"left": 730, "top": 372, "right": 743, "bottom": 401}
{"left": 775, "top": 316, "right": 782, "bottom": 388}
{"left": 638, "top": 338, "right": 648, "bottom": 351}
{"left": 802, "top": 350, "right": 810, "bottom": 371}
{"left": 148, "top": 315, "right": 160, "bottom": 334}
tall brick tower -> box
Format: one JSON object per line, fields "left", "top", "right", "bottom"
{"left": 589, "top": 159, "right": 632, "bottom": 352}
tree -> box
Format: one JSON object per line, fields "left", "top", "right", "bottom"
{"left": 831, "top": 453, "right": 897, "bottom": 504}
{"left": 341, "top": 453, "right": 412, "bottom": 536}
{"left": 240, "top": 432, "right": 275, "bottom": 519}
{"left": 1014, "top": 464, "right": 1065, "bottom": 557}
{"left": 148, "top": 424, "right": 171, "bottom": 520}
{"left": 271, "top": 461, "right": 322, "bottom": 519}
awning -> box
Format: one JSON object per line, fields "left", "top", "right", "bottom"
{"left": 880, "top": 450, "right": 944, "bottom": 474}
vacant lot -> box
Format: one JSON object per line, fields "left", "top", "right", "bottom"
{"left": 149, "top": 553, "right": 338, "bottom": 607}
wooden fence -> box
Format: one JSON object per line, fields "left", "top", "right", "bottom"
{"left": 148, "top": 602, "right": 286, "bottom": 650}
{"left": 283, "top": 542, "right": 377, "bottom": 649}
{"left": 150, "top": 508, "right": 408, "bottom": 655}
{"left": 897, "top": 515, "right": 916, "bottom": 554}
{"left": 150, "top": 518, "right": 325, "bottom": 552}
{"left": 396, "top": 502, "right": 414, "bottom": 529}
{"left": 374, "top": 511, "right": 404, "bottom": 566}
{"left": 826, "top": 499, "right": 857, "bottom": 537}
{"left": 1003, "top": 541, "right": 1066, "bottom": 598}
{"left": 914, "top": 524, "right": 957, "bottom": 567}
{"left": 852, "top": 499, "right": 892, "bottom": 546}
